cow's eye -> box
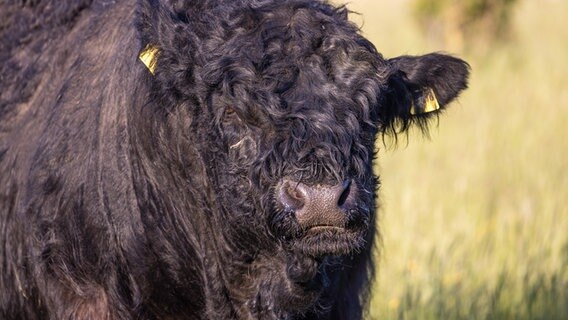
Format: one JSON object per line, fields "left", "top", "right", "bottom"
{"left": 223, "top": 106, "right": 240, "bottom": 124}
{"left": 225, "top": 106, "right": 236, "bottom": 115}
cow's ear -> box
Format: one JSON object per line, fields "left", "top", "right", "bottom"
{"left": 136, "top": 0, "right": 207, "bottom": 79}
{"left": 380, "top": 53, "right": 470, "bottom": 134}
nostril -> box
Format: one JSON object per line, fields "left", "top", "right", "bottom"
{"left": 336, "top": 180, "right": 351, "bottom": 208}
{"left": 278, "top": 180, "right": 307, "bottom": 211}
{"left": 286, "top": 183, "right": 305, "bottom": 203}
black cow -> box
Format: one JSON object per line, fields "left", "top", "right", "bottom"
{"left": 0, "top": 0, "right": 469, "bottom": 319}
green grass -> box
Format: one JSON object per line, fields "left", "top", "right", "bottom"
{"left": 341, "top": 0, "right": 568, "bottom": 319}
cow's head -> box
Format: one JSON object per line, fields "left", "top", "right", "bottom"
{"left": 138, "top": 1, "right": 469, "bottom": 260}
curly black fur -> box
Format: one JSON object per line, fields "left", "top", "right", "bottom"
{"left": 0, "top": 0, "right": 469, "bottom": 319}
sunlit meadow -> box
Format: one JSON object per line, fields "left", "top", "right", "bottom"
{"left": 341, "top": 0, "right": 568, "bottom": 319}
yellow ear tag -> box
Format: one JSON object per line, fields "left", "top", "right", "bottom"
{"left": 423, "top": 88, "right": 440, "bottom": 113}
{"left": 139, "top": 44, "right": 160, "bottom": 75}
{"left": 410, "top": 88, "right": 440, "bottom": 115}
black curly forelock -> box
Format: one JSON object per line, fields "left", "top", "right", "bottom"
{"left": 193, "top": 1, "right": 389, "bottom": 186}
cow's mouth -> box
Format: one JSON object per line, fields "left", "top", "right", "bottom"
{"left": 292, "top": 222, "right": 368, "bottom": 257}
{"left": 305, "top": 225, "right": 346, "bottom": 234}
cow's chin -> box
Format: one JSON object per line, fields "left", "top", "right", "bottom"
{"left": 291, "top": 227, "right": 368, "bottom": 257}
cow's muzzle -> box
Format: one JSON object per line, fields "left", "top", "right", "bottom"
{"left": 276, "top": 178, "right": 357, "bottom": 231}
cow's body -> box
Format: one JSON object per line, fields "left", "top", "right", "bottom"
{"left": 0, "top": 1, "right": 469, "bottom": 319}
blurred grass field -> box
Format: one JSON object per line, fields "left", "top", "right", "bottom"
{"left": 342, "top": 0, "right": 568, "bottom": 319}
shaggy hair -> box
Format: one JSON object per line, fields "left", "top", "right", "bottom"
{"left": 0, "top": 0, "right": 469, "bottom": 319}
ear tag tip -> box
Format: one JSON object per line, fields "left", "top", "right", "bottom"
{"left": 410, "top": 103, "right": 417, "bottom": 115}
{"left": 139, "top": 44, "right": 160, "bottom": 75}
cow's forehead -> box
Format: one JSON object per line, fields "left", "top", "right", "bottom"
{"left": 229, "top": 10, "right": 386, "bottom": 93}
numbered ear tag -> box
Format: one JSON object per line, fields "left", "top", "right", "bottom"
{"left": 139, "top": 44, "right": 160, "bottom": 75}
{"left": 423, "top": 88, "right": 440, "bottom": 113}
{"left": 410, "top": 88, "right": 440, "bottom": 115}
